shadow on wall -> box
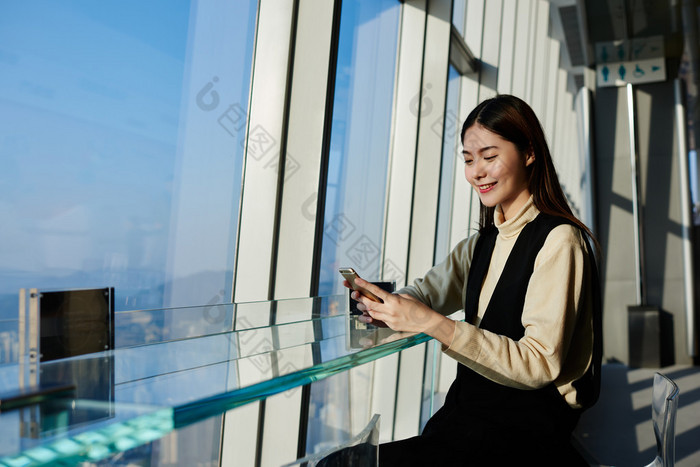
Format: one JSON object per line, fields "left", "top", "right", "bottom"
{"left": 594, "top": 82, "right": 691, "bottom": 366}
{"left": 575, "top": 363, "right": 700, "bottom": 466}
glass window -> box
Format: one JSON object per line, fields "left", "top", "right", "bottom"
{"left": 453, "top": 0, "right": 467, "bottom": 37}
{"left": 307, "top": 0, "right": 400, "bottom": 455}
{"left": 434, "top": 66, "right": 462, "bottom": 262}
{"left": 317, "top": 0, "right": 401, "bottom": 295}
{"left": 0, "top": 0, "right": 257, "bottom": 334}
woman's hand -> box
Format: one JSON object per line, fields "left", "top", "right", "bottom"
{"left": 346, "top": 278, "right": 456, "bottom": 346}
{"left": 343, "top": 279, "right": 388, "bottom": 327}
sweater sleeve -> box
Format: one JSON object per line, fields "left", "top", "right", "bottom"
{"left": 395, "top": 234, "right": 479, "bottom": 317}
{"left": 443, "top": 224, "right": 589, "bottom": 390}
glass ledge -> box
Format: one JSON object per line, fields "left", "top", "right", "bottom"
{"left": 0, "top": 294, "right": 437, "bottom": 465}
{"left": 0, "top": 400, "right": 172, "bottom": 467}
{"left": 173, "top": 328, "right": 432, "bottom": 428}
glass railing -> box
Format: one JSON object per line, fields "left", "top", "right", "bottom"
{"left": 0, "top": 294, "right": 433, "bottom": 465}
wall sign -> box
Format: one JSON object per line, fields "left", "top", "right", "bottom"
{"left": 595, "top": 36, "right": 666, "bottom": 87}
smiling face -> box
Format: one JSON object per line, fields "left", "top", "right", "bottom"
{"left": 462, "top": 123, "right": 534, "bottom": 220}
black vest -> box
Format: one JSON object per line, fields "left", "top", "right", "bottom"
{"left": 423, "top": 213, "right": 602, "bottom": 439}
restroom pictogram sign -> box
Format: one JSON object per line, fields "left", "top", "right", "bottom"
{"left": 595, "top": 36, "right": 666, "bottom": 87}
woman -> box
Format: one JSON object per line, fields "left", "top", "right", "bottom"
{"left": 348, "top": 95, "right": 601, "bottom": 465}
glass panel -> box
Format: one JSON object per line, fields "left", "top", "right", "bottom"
{"left": 115, "top": 302, "right": 235, "bottom": 348}
{"left": 0, "top": 1, "right": 258, "bottom": 336}
{"left": 0, "top": 294, "right": 435, "bottom": 464}
{"left": 301, "top": 368, "right": 378, "bottom": 462}
{"left": 434, "top": 66, "right": 462, "bottom": 262}
{"left": 318, "top": 0, "right": 401, "bottom": 295}
{"left": 91, "top": 413, "right": 222, "bottom": 467}
{"left": 0, "top": 400, "right": 173, "bottom": 466}
{"left": 453, "top": 0, "right": 467, "bottom": 37}
{"left": 419, "top": 340, "right": 440, "bottom": 431}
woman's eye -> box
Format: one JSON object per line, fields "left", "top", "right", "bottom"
{"left": 464, "top": 159, "right": 473, "bottom": 165}
{"left": 485, "top": 155, "right": 497, "bottom": 161}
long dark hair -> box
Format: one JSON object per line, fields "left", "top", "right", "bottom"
{"left": 461, "top": 94, "right": 598, "bottom": 252}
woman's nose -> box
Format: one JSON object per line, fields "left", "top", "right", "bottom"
{"left": 471, "top": 159, "right": 486, "bottom": 178}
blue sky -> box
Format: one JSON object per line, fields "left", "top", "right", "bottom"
{"left": 0, "top": 0, "right": 256, "bottom": 315}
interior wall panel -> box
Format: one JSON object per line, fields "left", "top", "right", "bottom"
{"left": 406, "top": 0, "right": 452, "bottom": 282}
{"left": 511, "top": 0, "right": 531, "bottom": 99}
{"left": 224, "top": 2, "right": 296, "bottom": 465}
{"left": 523, "top": 0, "right": 539, "bottom": 103}
{"left": 530, "top": 1, "right": 550, "bottom": 122}
{"left": 234, "top": 0, "right": 296, "bottom": 303}
{"left": 544, "top": 37, "right": 560, "bottom": 145}
{"left": 636, "top": 84, "right": 690, "bottom": 365}
{"left": 380, "top": 0, "right": 426, "bottom": 443}
{"left": 477, "top": 0, "right": 502, "bottom": 100}
{"left": 274, "top": 0, "right": 336, "bottom": 300}
{"left": 496, "top": 0, "right": 517, "bottom": 95}
{"left": 383, "top": 0, "right": 427, "bottom": 289}
{"left": 396, "top": 0, "right": 453, "bottom": 440}
{"left": 593, "top": 87, "right": 639, "bottom": 363}
{"left": 461, "top": 0, "right": 485, "bottom": 114}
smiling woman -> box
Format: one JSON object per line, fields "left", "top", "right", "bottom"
{"left": 349, "top": 95, "right": 603, "bottom": 466}
{"left": 462, "top": 124, "right": 534, "bottom": 220}
{"left": 461, "top": 95, "right": 598, "bottom": 243}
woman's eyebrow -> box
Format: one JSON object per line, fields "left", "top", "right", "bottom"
{"left": 462, "top": 145, "right": 498, "bottom": 155}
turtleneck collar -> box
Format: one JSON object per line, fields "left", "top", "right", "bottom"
{"left": 494, "top": 195, "right": 540, "bottom": 239}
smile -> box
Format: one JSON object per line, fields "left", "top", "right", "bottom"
{"left": 478, "top": 182, "right": 497, "bottom": 193}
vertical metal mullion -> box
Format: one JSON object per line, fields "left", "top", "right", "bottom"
{"left": 268, "top": 0, "right": 301, "bottom": 303}
{"left": 29, "top": 289, "right": 39, "bottom": 386}
{"left": 579, "top": 88, "right": 597, "bottom": 237}
{"left": 254, "top": 400, "right": 267, "bottom": 467}
{"left": 234, "top": 0, "right": 298, "bottom": 463}
{"left": 230, "top": 0, "right": 264, "bottom": 305}
{"left": 380, "top": 1, "right": 429, "bottom": 442}
{"left": 380, "top": 0, "right": 409, "bottom": 281}
{"left": 432, "top": 67, "right": 452, "bottom": 266}
{"left": 18, "top": 289, "right": 26, "bottom": 389}
{"left": 626, "top": 83, "right": 645, "bottom": 306}
{"left": 404, "top": 4, "right": 430, "bottom": 283}
{"left": 296, "top": 298, "right": 325, "bottom": 458}
{"left": 674, "top": 79, "right": 696, "bottom": 357}
{"left": 297, "top": 0, "right": 343, "bottom": 459}
{"left": 390, "top": 351, "right": 402, "bottom": 441}
{"left": 308, "top": 0, "right": 343, "bottom": 299}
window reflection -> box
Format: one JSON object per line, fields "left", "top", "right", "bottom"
{"left": 434, "top": 66, "right": 461, "bottom": 262}
{"left": 309, "top": 0, "right": 400, "bottom": 455}
{"left": 318, "top": 0, "right": 400, "bottom": 296}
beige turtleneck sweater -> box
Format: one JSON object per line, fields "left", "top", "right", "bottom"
{"left": 397, "top": 197, "right": 595, "bottom": 409}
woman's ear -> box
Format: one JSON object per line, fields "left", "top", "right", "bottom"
{"left": 525, "top": 152, "right": 535, "bottom": 167}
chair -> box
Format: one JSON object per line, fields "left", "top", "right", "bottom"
{"left": 282, "top": 414, "right": 380, "bottom": 467}
{"left": 644, "top": 372, "right": 680, "bottom": 467}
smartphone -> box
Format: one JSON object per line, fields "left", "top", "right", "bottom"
{"left": 338, "top": 267, "right": 382, "bottom": 303}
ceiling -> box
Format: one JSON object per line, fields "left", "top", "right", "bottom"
{"left": 550, "top": 0, "right": 688, "bottom": 70}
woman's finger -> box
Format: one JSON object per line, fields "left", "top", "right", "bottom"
{"left": 355, "top": 290, "right": 381, "bottom": 310}
{"left": 354, "top": 277, "right": 390, "bottom": 302}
